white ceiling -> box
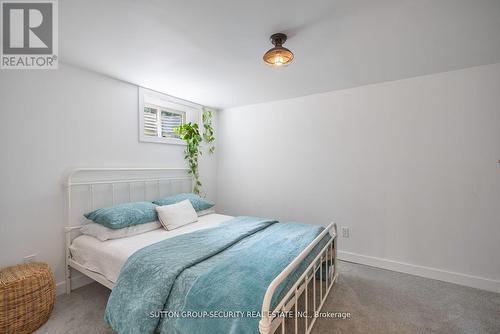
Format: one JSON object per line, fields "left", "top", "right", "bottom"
{"left": 61, "top": 0, "right": 500, "bottom": 109}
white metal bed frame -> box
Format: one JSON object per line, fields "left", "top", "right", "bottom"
{"left": 64, "top": 167, "right": 338, "bottom": 334}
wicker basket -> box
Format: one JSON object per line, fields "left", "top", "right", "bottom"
{"left": 0, "top": 262, "right": 55, "bottom": 334}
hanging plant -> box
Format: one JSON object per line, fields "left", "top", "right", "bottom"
{"left": 202, "top": 108, "right": 215, "bottom": 154}
{"left": 173, "top": 123, "right": 203, "bottom": 194}
{"left": 174, "top": 108, "right": 215, "bottom": 195}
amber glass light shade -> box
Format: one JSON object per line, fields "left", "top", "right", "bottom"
{"left": 263, "top": 33, "right": 294, "bottom": 67}
{"left": 263, "top": 47, "right": 294, "bottom": 67}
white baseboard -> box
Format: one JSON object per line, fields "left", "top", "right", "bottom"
{"left": 338, "top": 250, "right": 500, "bottom": 293}
{"left": 54, "top": 251, "right": 500, "bottom": 295}
{"left": 55, "top": 274, "right": 94, "bottom": 295}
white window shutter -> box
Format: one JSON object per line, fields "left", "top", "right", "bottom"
{"left": 161, "top": 111, "right": 183, "bottom": 138}
{"left": 143, "top": 107, "right": 159, "bottom": 136}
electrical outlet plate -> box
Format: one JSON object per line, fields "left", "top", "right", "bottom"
{"left": 23, "top": 254, "right": 37, "bottom": 263}
{"left": 341, "top": 226, "right": 350, "bottom": 238}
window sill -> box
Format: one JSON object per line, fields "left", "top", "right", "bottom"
{"left": 139, "top": 136, "right": 186, "bottom": 146}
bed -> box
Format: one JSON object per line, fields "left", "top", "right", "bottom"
{"left": 70, "top": 213, "right": 233, "bottom": 284}
{"left": 64, "top": 168, "right": 338, "bottom": 334}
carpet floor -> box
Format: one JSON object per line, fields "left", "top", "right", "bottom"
{"left": 36, "top": 261, "right": 500, "bottom": 334}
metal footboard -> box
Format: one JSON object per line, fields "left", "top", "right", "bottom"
{"left": 259, "top": 223, "right": 338, "bottom": 334}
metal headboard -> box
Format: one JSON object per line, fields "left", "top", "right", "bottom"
{"left": 65, "top": 167, "right": 192, "bottom": 231}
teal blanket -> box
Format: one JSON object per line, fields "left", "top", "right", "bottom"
{"left": 105, "top": 217, "right": 329, "bottom": 334}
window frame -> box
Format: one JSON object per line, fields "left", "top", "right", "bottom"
{"left": 138, "top": 87, "right": 201, "bottom": 145}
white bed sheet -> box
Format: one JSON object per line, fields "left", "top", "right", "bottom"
{"left": 69, "top": 213, "right": 234, "bottom": 283}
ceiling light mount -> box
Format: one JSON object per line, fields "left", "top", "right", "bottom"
{"left": 270, "top": 33, "right": 287, "bottom": 47}
{"left": 263, "top": 33, "right": 294, "bottom": 67}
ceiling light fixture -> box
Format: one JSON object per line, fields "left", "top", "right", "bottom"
{"left": 263, "top": 33, "right": 294, "bottom": 67}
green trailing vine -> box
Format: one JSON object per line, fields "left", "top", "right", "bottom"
{"left": 173, "top": 108, "right": 215, "bottom": 195}
{"left": 202, "top": 108, "right": 215, "bottom": 154}
{"left": 173, "top": 123, "right": 203, "bottom": 194}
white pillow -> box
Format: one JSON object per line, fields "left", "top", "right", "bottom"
{"left": 156, "top": 199, "right": 198, "bottom": 230}
{"left": 80, "top": 221, "right": 162, "bottom": 241}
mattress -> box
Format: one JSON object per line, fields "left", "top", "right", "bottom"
{"left": 69, "top": 213, "right": 234, "bottom": 283}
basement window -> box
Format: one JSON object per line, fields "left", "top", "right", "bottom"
{"left": 139, "top": 87, "right": 201, "bottom": 145}
{"left": 143, "top": 105, "right": 185, "bottom": 139}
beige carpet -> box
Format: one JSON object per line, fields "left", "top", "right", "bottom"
{"left": 36, "top": 261, "right": 500, "bottom": 334}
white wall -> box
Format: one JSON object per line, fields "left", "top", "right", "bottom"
{"left": 217, "top": 63, "right": 500, "bottom": 292}
{"left": 1, "top": 62, "right": 499, "bottom": 294}
{"left": 0, "top": 64, "right": 217, "bottom": 292}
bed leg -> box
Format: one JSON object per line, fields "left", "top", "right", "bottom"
{"left": 333, "top": 223, "right": 338, "bottom": 281}
{"left": 65, "top": 264, "right": 71, "bottom": 294}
